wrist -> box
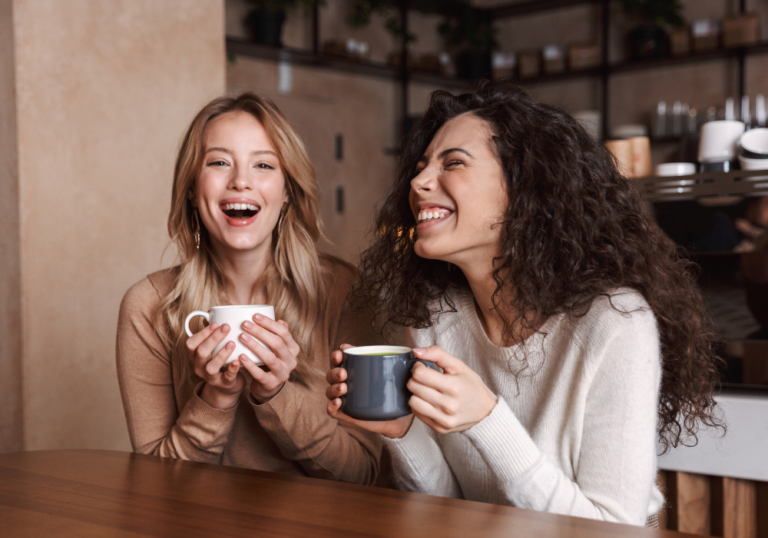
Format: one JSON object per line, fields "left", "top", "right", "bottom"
{"left": 200, "top": 382, "right": 240, "bottom": 410}
{"left": 250, "top": 382, "right": 285, "bottom": 405}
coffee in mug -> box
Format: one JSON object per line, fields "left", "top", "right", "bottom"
{"left": 341, "top": 345, "right": 438, "bottom": 421}
{"left": 184, "top": 305, "right": 275, "bottom": 366}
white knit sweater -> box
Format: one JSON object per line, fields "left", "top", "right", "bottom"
{"left": 384, "top": 287, "right": 664, "bottom": 526}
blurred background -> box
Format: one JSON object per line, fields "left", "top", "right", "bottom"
{"left": 2, "top": 0, "right": 768, "bottom": 462}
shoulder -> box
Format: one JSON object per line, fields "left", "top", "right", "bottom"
{"left": 319, "top": 253, "right": 359, "bottom": 297}
{"left": 566, "top": 288, "right": 660, "bottom": 367}
{"left": 319, "top": 252, "right": 357, "bottom": 280}
{"left": 120, "top": 267, "right": 178, "bottom": 316}
{"left": 580, "top": 288, "right": 656, "bottom": 330}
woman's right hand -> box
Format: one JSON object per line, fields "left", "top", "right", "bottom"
{"left": 326, "top": 344, "right": 414, "bottom": 439}
{"left": 185, "top": 322, "right": 244, "bottom": 410}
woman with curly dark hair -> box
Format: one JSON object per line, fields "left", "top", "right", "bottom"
{"left": 325, "top": 80, "right": 723, "bottom": 526}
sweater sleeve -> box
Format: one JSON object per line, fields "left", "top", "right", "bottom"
{"left": 462, "top": 307, "right": 661, "bottom": 525}
{"left": 383, "top": 418, "right": 463, "bottom": 498}
{"left": 116, "top": 277, "right": 238, "bottom": 463}
{"left": 248, "top": 260, "right": 383, "bottom": 485}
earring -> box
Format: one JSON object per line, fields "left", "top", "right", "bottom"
{"left": 194, "top": 209, "right": 201, "bottom": 250}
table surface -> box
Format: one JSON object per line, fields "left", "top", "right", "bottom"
{"left": 0, "top": 450, "right": 695, "bottom": 537}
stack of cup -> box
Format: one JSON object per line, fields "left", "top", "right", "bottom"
{"left": 698, "top": 120, "right": 745, "bottom": 172}
{"left": 605, "top": 136, "right": 652, "bottom": 178}
{"left": 739, "top": 128, "right": 768, "bottom": 172}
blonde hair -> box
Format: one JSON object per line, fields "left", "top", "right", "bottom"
{"left": 157, "top": 93, "right": 327, "bottom": 383}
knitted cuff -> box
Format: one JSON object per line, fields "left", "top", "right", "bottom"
{"left": 463, "top": 397, "right": 542, "bottom": 481}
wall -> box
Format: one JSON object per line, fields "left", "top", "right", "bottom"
{"left": 0, "top": 0, "right": 23, "bottom": 454}
{"left": 0, "top": 0, "right": 226, "bottom": 453}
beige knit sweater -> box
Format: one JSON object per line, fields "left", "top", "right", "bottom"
{"left": 385, "top": 288, "right": 665, "bottom": 526}
{"left": 116, "top": 254, "right": 382, "bottom": 484}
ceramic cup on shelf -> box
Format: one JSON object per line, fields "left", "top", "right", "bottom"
{"left": 698, "top": 120, "right": 745, "bottom": 163}
{"left": 184, "top": 305, "right": 275, "bottom": 365}
{"left": 340, "top": 345, "right": 438, "bottom": 421}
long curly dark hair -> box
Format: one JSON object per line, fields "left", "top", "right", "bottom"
{"left": 355, "top": 80, "right": 723, "bottom": 452}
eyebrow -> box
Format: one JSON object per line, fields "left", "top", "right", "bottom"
{"left": 418, "top": 147, "right": 475, "bottom": 163}
{"left": 204, "top": 147, "right": 277, "bottom": 157}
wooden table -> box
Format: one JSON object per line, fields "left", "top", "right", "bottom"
{"left": 0, "top": 450, "right": 695, "bottom": 537}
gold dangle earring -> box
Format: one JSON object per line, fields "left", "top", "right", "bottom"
{"left": 194, "top": 209, "right": 201, "bottom": 250}
{"left": 276, "top": 202, "right": 290, "bottom": 238}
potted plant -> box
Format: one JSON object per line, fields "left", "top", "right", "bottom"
{"left": 244, "top": 0, "right": 322, "bottom": 47}
{"left": 437, "top": 0, "right": 498, "bottom": 80}
{"left": 616, "top": 0, "right": 685, "bottom": 60}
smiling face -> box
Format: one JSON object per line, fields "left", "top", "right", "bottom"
{"left": 193, "top": 111, "right": 288, "bottom": 259}
{"left": 409, "top": 113, "right": 508, "bottom": 268}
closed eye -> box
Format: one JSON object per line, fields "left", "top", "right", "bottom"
{"left": 445, "top": 159, "right": 464, "bottom": 168}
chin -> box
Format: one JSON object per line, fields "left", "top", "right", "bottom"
{"left": 414, "top": 241, "right": 447, "bottom": 262}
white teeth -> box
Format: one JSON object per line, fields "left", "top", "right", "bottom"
{"left": 224, "top": 203, "right": 259, "bottom": 211}
{"left": 418, "top": 210, "right": 449, "bottom": 222}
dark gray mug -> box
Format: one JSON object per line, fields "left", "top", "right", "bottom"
{"left": 341, "top": 345, "right": 438, "bottom": 421}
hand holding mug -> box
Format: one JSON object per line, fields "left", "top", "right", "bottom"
{"left": 326, "top": 352, "right": 415, "bottom": 439}
{"left": 236, "top": 314, "right": 301, "bottom": 404}
{"left": 185, "top": 321, "right": 244, "bottom": 410}
{"left": 407, "top": 346, "right": 498, "bottom": 434}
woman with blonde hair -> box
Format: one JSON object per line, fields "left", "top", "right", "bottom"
{"left": 117, "top": 93, "right": 380, "bottom": 483}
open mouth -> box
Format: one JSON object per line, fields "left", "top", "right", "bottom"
{"left": 221, "top": 202, "right": 260, "bottom": 220}
{"left": 417, "top": 208, "right": 452, "bottom": 223}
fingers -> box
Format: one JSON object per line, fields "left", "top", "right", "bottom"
{"left": 237, "top": 354, "right": 269, "bottom": 384}
{"left": 243, "top": 315, "right": 301, "bottom": 358}
{"left": 330, "top": 349, "right": 344, "bottom": 367}
{"left": 325, "top": 366, "right": 347, "bottom": 385}
{"left": 193, "top": 323, "right": 231, "bottom": 364}
{"left": 220, "top": 358, "right": 241, "bottom": 384}
{"left": 407, "top": 375, "right": 452, "bottom": 412}
{"left": 325, "top": 381, "right": 347, "bottom": 401}
{"left": 412, "top": 345, "right": 462, "bottom": 374}
{"left": 184, "top": 321, "right": 220, "bottom": 351}
{"left": 410, "top": 361, "right": 452, "bottom": 394}
{"left": 205, "top": 340, "right": 236, "bottom": 376}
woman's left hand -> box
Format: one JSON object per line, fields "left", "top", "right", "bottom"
{"left": 236, "top": 314, "right": 300, "bottom": 404}
{"left": 409, "top": 346, "right": 498, "bottom": 434}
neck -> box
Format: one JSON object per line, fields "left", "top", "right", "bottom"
{"left": 455, "top": 257, "right": 535, "bottom": 347}
{"left": 213, "top": 241, "right": 273, "bottom": 305}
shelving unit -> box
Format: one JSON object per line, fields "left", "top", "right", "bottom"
{"left": 227, "top": 0, "right": 766, "bottom": 153}
{"left": 641, "top": 169, "right": 768, "bottom": 202}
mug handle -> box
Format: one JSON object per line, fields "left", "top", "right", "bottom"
{"left": 184, "top": 310, "right": 210, "bottom": 337}
{"left": 414, "top": 358, "right": 439, "bottom": 372}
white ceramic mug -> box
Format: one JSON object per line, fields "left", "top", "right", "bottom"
{"left": 184, "top": 305, "right": 275, "bottom": 366}
{"left": 698, "top": 120, "right": 745, "bottom": 163}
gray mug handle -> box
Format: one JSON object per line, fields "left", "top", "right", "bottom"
{"left": 411, "top": 358, "right": 439, "bottom": 372}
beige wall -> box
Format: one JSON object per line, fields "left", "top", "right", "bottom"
{"left": 0, "top": 0, "right": 23, "bottom": 454}
{"left": 1, "top": 0, "right": 226, "bottom": 453}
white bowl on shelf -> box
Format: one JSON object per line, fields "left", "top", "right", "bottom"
{"left": 738, "top": 155, "right": 768, "bottom": 170}
{"left": 655, "top": 162, "right": 696, "bottom": 176}
{"left": 739, "top": 128, "right": 768, "bottom": 158}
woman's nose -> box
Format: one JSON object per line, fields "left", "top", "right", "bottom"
{"left": 228, "top": 165, "right": 251, "bottom": 191}
{"left": 411, "top": 167, "right": 436, "bottom": 192}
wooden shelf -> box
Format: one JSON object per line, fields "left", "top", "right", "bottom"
{"left": 486, "top": 0, "right": 598, "bottom": 18}
{"left": 612, "top": 42, "right": 768, "bottom": 75}
{"left": 642, "top": 169, "right": 768, "bottom": 202}
{"left": 227, "top": 38, "right": 474, "bottom": 91}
